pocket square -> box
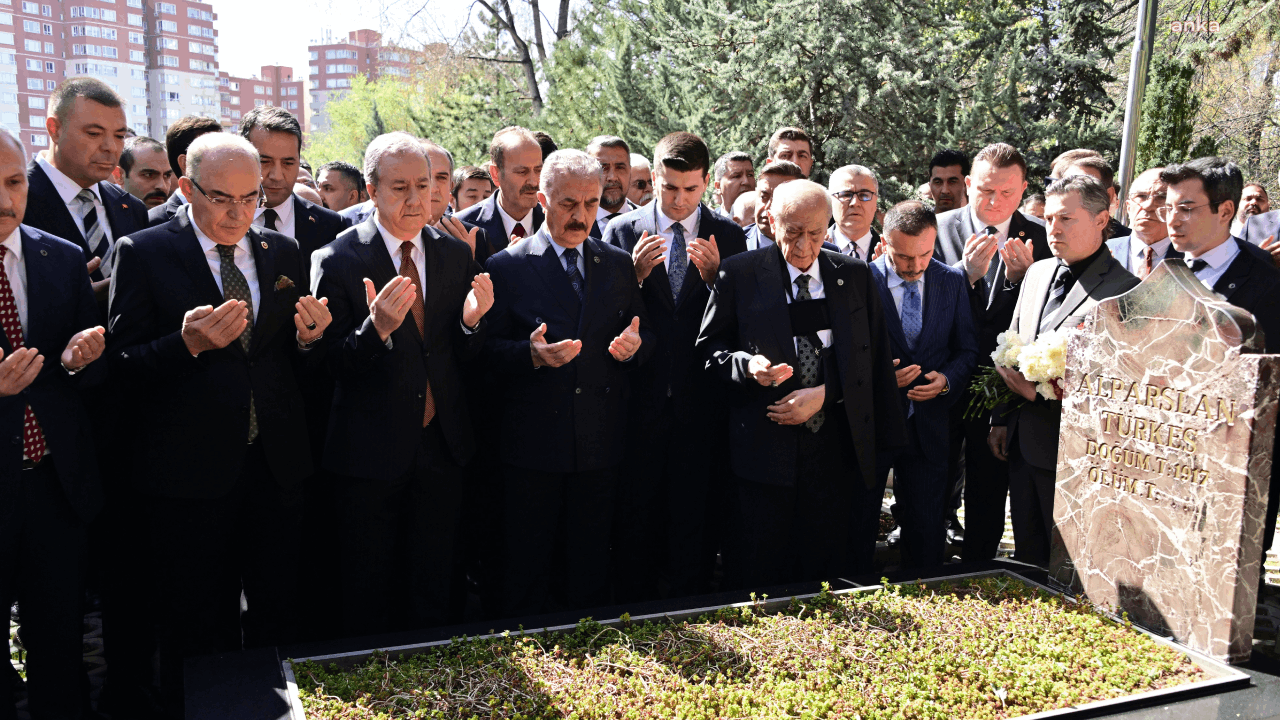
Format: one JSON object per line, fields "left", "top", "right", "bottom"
{"left": 275, "top": 275, "right": 295, "bottom": 291}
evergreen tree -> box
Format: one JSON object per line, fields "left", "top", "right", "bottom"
{"left": 1135, "top": 57, "right": 1204, "bottom": 170}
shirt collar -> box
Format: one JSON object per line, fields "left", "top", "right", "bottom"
{"left": 1132, "top": 236, "right": 1172, "bottom": 260}
{"left": 187, "top": 204, "right": 249, "bottom": 257}
{"left": 1184, "top": 237, "right": 1238, "bottom": 269}
{"left": 970, "top": 205, "right": 1012, "bottom": 239}
{"left": 375, "top": 216, "right": 422, "bottom": 259}
{"left": 174, "top": 186, "right": 188, "bottom": 204}
{"left": 257, "top": 194, "right": 295, "bottom": 223}
{"left": 494, "top": 191, "right": 533, "bottom": 234}
{"left": 883, "top": 259, "right": 920, "bottom": 289}
{"left": 1, "top": 225, "right": 22, "bottom": 261}
{"left": 656, "top": 204, "right": 699, "bottom": 238}
{"left": 38, "top": 155, "right": 99, "bottom": 205}
{"left": 784, "top": 253, "right": 821, "bottom": 286}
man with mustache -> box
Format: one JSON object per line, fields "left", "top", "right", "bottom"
{"left": 927, "top": 149, "right": 969, "bottom": 213}
{"left": 455, "top": 126, "right": 545, "bottom": 253}
{"left": 1237, "top": 181, "right": 1278, "bottom": 264}
{"left": 482, "top": 149, "right": 653, "bottom": 617}
{"left": 587, "top": 135, "right": 638, "bottom": 240}
{"left": 113, "top": 136, "right": 174, "bottom": 209}
{"left": 25, "top": 78, "right": 149, "bottom": 306}
{"left": 603, "top": 131, "right": 747, "bottom": 601}
{"left": 628, "top": 153, "right": 654, "bottom": 206}
{"left": 238, "top": 106, "right": 349, "bottom": 281}
{"left": 1106, "top": 167, "right": 1181, "bottom": 278}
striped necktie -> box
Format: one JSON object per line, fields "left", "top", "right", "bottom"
{"left": 77, "top": 189, "right": 108, "bottom": 277}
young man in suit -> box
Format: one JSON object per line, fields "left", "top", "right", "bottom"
{"left": 0, "top": 128, "right": 109, "bottom": 720}
{"left": 148, "top": 115, "right": 223, "bottom": 227}
{"left": 989, "top": 175, "right": 1140, "bottom": 567}
{"left": 764, "top": 126, "right": 814, "bottom": 177}
{"left": 26, "top": 78, "right": 149, "bottom": 297}
{"left": 827, "top": 165, "right": 881, "bottom": 260}
{"left": 869, "top": 201, "right": 977, "bottom": 569}
{"left": 603, "top": 131, "right": 747, "bottom": 601}
{"left": 587, "top": 135, "right": 638, "bottom": 240}
{"left": 1160, "top": 157, "right": 1280, "bottom": 553}
{"left": 311, "top": 132, "right": 493, "bottom": 635}
{"left": 483, "top": 149, "right": 653, "bottom": 617}
{"left": 697, "top": 180, "right": 906, "bottom": 587}
{"left": 456, "top": 126, "right": 545, "bottom": 255}
{"left": 107, "top": 133, "right": 332, "bottom": 714}
{"left": 1107, "top": 168, "right": 1179, "bottom": 278}
{"left": 932, "top": 142, "right": 1050, "bottom": 563}
{"left": 238, "top": 106, "right": 349, "bottom": 280}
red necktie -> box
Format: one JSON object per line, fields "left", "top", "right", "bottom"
{"left": 399, "top": 242, "right": 435, "bottom": 426}
{"left": 510, "top": 223, "right": 527, "bottom": 243}
{"left": 0, "top": 246, "right": 47, "bottom": 462}
{"left": 1139, "top": 245, "right": 1153, "bottom": 280}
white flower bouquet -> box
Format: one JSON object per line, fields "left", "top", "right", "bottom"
{"left": 964, "top": 330, "right": 1068, "bottom": 419}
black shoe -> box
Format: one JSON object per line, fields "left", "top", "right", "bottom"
{"left": 946, "top": 516, "right": 965, "bottom": 546}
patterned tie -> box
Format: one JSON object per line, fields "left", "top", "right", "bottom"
{"left": 398, "top": 241, "right": 435, "bottom": 426}
{"left": 217, "top": 244, "right": 258, "bottom": 442}
{"left": 793, "top": 274, "right": 824, "bottom": 433}
{"left": 1138, "top": 245, "right": 1154, "bottom": 280}
{"left": 668, "top": 221, "right": 687, "bottom": 298}
{"left": 263, "top": 208, "right": 279, "bottom": 232}
{"left": 76, "top": 189, "right": 107, "bottom": 273}
{"left": 983, "top": 225, "right": 1001, "bottom": 288}
{"left": 0, "top": 246, "right": 47, "bottom": 462}
{"left": 1039, "top": 263, "right": 1071, "bottom": 330}
{"left": 901, "top": 280, "right": 922, "bottom": 351}
{"left": 562, "top": 246, "right": 585, "bottom": 301}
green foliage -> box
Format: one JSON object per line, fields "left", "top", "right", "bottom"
{"left": 1135, "top": 57, "right": 1205, "bottom": 170}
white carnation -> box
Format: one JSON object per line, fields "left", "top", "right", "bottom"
{"left": 1018, "top": 329, "right": 1069, "bottom": 383}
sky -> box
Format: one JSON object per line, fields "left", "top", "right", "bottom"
{"left": 213, "top": 0, "right": 475, "bottom": 80}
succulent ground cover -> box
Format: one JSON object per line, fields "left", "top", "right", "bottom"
{"left": 295, "top": 577, "right": 1205, "bottom": 719}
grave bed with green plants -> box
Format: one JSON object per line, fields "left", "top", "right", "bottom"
{"left": 292, "top": 575, "right": 1217, "bottom": 719}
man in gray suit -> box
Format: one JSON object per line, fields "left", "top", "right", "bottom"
{"left": 1106, "top": 167, "right": 1181, "bottom": 278}
{"left": 988, "top": 175, "right": 1139, "bottom": 566}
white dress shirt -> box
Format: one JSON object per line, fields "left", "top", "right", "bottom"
{"left": 173, "top": 186, "right": 188, "bottom": 204}
{"left": 549, "top": 235, "right": 586, "bottom": 277}
{"left": 1127, "top": 236, "right": 1173, "bottom": 274}
{"left": 189, "top": 205, "right": 260, "bottom": 321}
{"left": 784, "top": 260, "right": 831, "bottom": 350}
{"left": 656, "top": 204, "right": 700, "bottom": 274}
{"left": 254, "top": 195, "right": 296, "bottom": 238}
{"left": 1185, "top": 237, "right": 1240, "bottom": 291}
{"left": 495, "top": 191, "right": 535, "bottom": 239}
{"left": 378, "top": 219, "right": 426, "bottom": 292}
{"left": 884, "top": 261, "right": 925, "bottom": 315}
{"left": 37, "top": 154, "right": 114, "bottom": 254}
{"left": 831, "top": 226, "right": 874, "bottom": 260}
{"left": 1, "top": 227, "right": 28, "bottom": 335}
{"left": 970, "top": 205, "right": 1013, "bottom": 249}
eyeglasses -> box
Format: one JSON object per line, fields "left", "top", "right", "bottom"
{"left": 1044, "top": 176, "right": 1058, "bottom": 187}
{"left": 1127, "top": 192, "right": 1168, "bottom": 207}
{"left": 190, "top": 178, "right": 267, "bottom": 208}
{"left": 631, "top": 179, "right": 652, "bottom": 191}
{"left": 1155, "top": 202, "right": 1211, "bottom": 222}
{"left": 830, "top": 190, "right": 877, "bottom": 204}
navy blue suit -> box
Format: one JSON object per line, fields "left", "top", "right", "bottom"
{"left": 0, "top": 225, "right": 106, "bottom": 720}
{"left": 456, "top": 191, "right": 544, "bottom": 264}
{"left": 482, "top": 228, "right": 653, "bottom": 616}
{"left": 338, "top": 199, "right": 374, "bottom": 226}
{"left": 869, "top": 257, "right": 977, "bottom": 569}
{"left": 602, "top": 202, "right": 746, "bottom": 599}
{"left": 147, "top": 191, "right": 186, "bottom": 227}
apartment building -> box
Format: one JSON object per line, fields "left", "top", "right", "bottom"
{"left": 218, "top": 63, "right": 303, "bottom": 131}
{"left": 144, "top": 0, "right": 217, "bottom": 140}
{"left": 306, "top": 28, "right": 416, "bottom": 134}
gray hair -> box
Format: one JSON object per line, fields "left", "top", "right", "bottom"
{"left": 50, "top": 77, "right": 123, "bottom": 125}
{"left": 1045, "top": 174, "right": 1111, "bottom": 219}
{"left": 363, "top": 132, "right": 428, "bottom": 188}
{"left": 0, "top": 128, "right": 23, "bottom": 157}
{"left": 186, "top": 133, "right": 260, "bottom": 185}
{"left": 539, "top": 149, "right": 603, "bottom": 197}
{"left": 630, "top": 153, "right": 650, "bottom": 170}
{"left": 828, "top": 164, "right": 877, "bottom": 190}
{"left": 587, "top": 135, "right": 630, "bottom": 157}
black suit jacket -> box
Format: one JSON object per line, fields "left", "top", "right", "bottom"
{"left": 1212, "top": 238, "right": 1280, "bottom": 352}
{"left": 482, "top": 229, "right": 655, "bottom": 473}
{"left": 456, "top": 191, "right": 545, "bottom": 262}
{"left": 696, "top": 247, "right": 907, "bottom": 488}
{"left": 603, "top": 203, "right": 747, "bottom": 423}
{"left": 285, "top": 194, "right": 349, "bottom": 280}
{"left": 311, "top": 221, "right": 486, "bottom": 478}
{"left": 26, "top": 160, "right": 149, "bottom": 268}
{"left": 0, "top": 226, "right": 106, "bottom": 522}
{"left": 106, "top": 212, "right": 312, "bottom": 498}
{"left": 589, "top": 199, "right": 639, "bottom": 240}
{"left": 147, "top": 191, "right": 186, "bottom": 227}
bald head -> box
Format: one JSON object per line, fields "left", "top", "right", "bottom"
{"left": 731, "top": 190, "right": 758, "bottom": 228}
{"left": 769, "top": 180, "right": 832, "bottom": 271}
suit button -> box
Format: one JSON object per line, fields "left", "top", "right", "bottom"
{"left": 862, "top": 343, "right": 869, "bottom": 351}
{"left": 418, "top": 392, "right": 424, "bottom": 399}
{"left": 575, "top": 388, "right": 582, "bottom": 394}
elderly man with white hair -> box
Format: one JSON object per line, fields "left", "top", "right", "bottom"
{"left": 482, "top": 148, "right": 654, "bottom": 617}
{"left": 310, "top": 131, "right": 494, "bottom": 636}
{"left": 697, "top": 179, "right": 905, "bottom": 590}
{"left": 107, "top": 131, "right": 332, "bottom": 714}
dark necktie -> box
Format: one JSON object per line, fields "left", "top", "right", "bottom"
{"left": 1139, "top": 245, "right": 1154, "bottom": 280}
{"left": 793, "top": 275, "right": 824, "bottom": 433}
{"left": 562, "top": 246, "right": 585, "bottom": 301}
{"left": 263, "top": 208, "right": 279, "bottom": 232}
{"left": 1039, "top": 263, "right": 1072, "bottom": 330}
{"left": 398, "top": 241, "right": 435, "bottom": 426}
{"left": 216, "top": 244, "right": 258, "bottom": 442}
{"left": 983, "top": 225, "right": 1001, "bottom": 288}
{"left": 669, "top": 222, "right": 688, "bottom": 298}
{"left": 1188, "top": 259, "right": 1209, "bottom": 274}
{"left": 0, "top": 246, "right": 46, "bottom": 461}
{"left": 510, "top": 223, "right": 527, "bottom": 243}
{"left": 847, "top": 241, "right": 860, "bottom": 260}
{"left": 76, "top": 189, "right": 107, "bottom": 277}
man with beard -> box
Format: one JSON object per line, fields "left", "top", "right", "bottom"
{"left": 629, "top": 153, "right": 654, "bottom": 206}
{"left": 315, "top": 161, "right": 365, "bottom": 213}
{"left": 712, "top": 151, "right": 756, "bottom": 217}
{"left": 113, "top": 136, "right": 174, "bottom": 208}
{"left": 587, "top": 135, "right": 638, "bottom": 239}
{"left": 927, "top": 150, "right": 969, "bottom": 213}
{"left": 1235, "top": 182, "right": 1273, "bottom": 248}
{"left": 1107, "top": 168, "right": 1181, "bottom": 278}
{"left": 456, "top": 126, "right": 545, "bottom": 253}
{"left": 1239, "top": 173, "right": 1280, "bottom": 265}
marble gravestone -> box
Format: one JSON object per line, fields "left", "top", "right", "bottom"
{"left": 1050, "top": 260, "right": 1280, "bottom": 664}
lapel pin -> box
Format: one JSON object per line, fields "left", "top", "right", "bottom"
{"left": 593, "top": 256, "right": 600, "bottom": 263}
{"left": 260, "top": 241, "right": 268, "bottom": 249}
{"left": 308, "top": 216, "right": 316, "bottom": 223}
{"left": 1018, "top": 231, "right": 1025, "bottom": 237}
{"left": 39, "top": 249, "right": 47, "bottom": 256}
{"left": 837, "top": 278, "right": 844, "bottom": 285}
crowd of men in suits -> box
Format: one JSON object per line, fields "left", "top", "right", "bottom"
{"left": 3, "top": 75, "right": 1280, "bottom": 720}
